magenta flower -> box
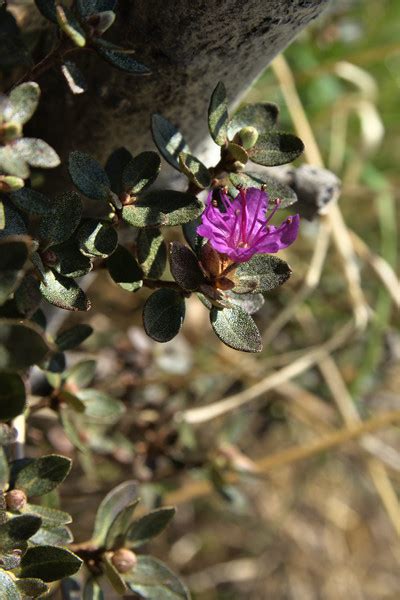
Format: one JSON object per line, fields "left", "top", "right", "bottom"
{"left": 197, "top": 187, "right": 300, "bottom": 263}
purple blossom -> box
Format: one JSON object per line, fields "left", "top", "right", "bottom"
{"left": 197, "top": 187, "right": 300, "bottom": 263}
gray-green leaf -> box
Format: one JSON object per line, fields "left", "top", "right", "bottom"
{"left": 143, "top": 289, "right": 185, "bottom": 343}
{"left": 210, "top": 305, "right": 262, "bottom": 353}
{"left": 208, "top": 81, "right": 228, "bottom": 146}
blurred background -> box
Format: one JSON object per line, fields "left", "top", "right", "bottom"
{"left": 28, "top": 1, "right": 400, "bottom": 598}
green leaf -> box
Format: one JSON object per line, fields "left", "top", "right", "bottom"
{"left": 105, "top": 147, "right": 133, "bottom": 197}
{"left": 125, "top": 555, "right": 190, "bottom": 600}
{"left": 8, "top": 82, "right": 40, "bottom": 126}
{"left": 248, "top": 132, "right": 304, "bottom": 166}
{"left": 91, "top": 480, "right": 139, "bottom": 546}
{"left": 77, "top": 220, "right": 118, "bottom": 258}
{"left": 126, "top": 507, "right": 175, "bottom": 548}
{"left": 40, "top": 269, "right": 90, "bottom": 312}
{"left": 182, "top": 216, "right": 204, "bottom": 256}
{"left": 39, "top": 191, "right": 82, "bottom": 245}
{"left": 123, "top": 152, "right": 161, "bottom": 195}
{"left": 233, "top": 254, "right": 291, "bottom": 294}
{"left": 169, "top": 242, "right": 204, "bottom": 291}
{"left": 151, "top": 114, "right": 190, "bottom": 170}
{"left": 69, "top": 151, "right": 111, "bottom": 201}
{"left": 14, "top": 274, "right": 42, "bottom": 318}
{"left": 10, "top": 188, "right": 52, "bottom": 216}
{"left": 18, "top": 546, "right": 82, "bottom": 582}
{"left": 225, "top": 291, "right": 265, "bottom": 315}
{"left": 77, "top": 0, "right": 116, "bottom": 17}
{"left": 83, "top": 578, "right": 104, "bottom": 600}
{"left": 11, "top": 138, "right": 60, "bottom": 169}
{"left": 0, "top": 373, "right": 26, "bottom": 421}
{"left": 122, "top": 191, "right": 202, "bottom": 228}
{"left": 229, "top": 172, "right": 297, "bottom": 209}
{"left": 102, "top": 554, "right": 127, "bottom": 594}
{"left": 107, "top": 245, "right": 143, "bottom": 292}
{"left": 61, "top": 60, "right": 87, "bottom": 95}
{"left": 228, "top": 102, "right": 279, "bottom": 139}
{"left": 178, "top": 153, "right": 211, "bottom": 189}
{"left": 77, "top": 389, "right": 125, "bottom": 424}
{"left": 51, "top": 240, "right": 93, "bottom": 278}
{"left": 0, "top": 202, "right": 27, "bottom": 241}
{"left": 0, "top": 146, "right": 29, "bottom": 178}
{"left": 137, "top": 229, "right": 167, "bottom": 279}
{"left": 56, "top": 4, "right": 86, "bottom": 47}
{"left": 94, "top": 40, "right": 150, "bottom": 74}
{"left": 23, "top": 503, "right": 72, "bottom": 527}
{"left": 208, "top": 81, "right": 228, "bottom": 146}
{"left": 143, "top": 289, "right": 185, "bottom": 343}
{"left": 0, "top": 569, "right": 21, "bottom": 600}
{"left": 12, "top": 454, "right": 71, "bottom": 497}
{"left": 225, "top": 141, "right": 248, "bottom": 165}
{"left": 59, "top": 407, "right": 87, "bottom": 453}
{"left": 56, "top": 324, "right": 93, "bottom": 352}
{"left": 105, "top": 499, "right": 140, "bottom": 549}
{"left": 30, "top": 523, "right": 73, "bottom": 546}
{"left": 0, "top": 319, "right": 50, "bottom": 370}
{"left": 64, "top": 360, "right": 96, "bottom": 388}
{"left": 210, "top": 305, "right": 262, "bottom": 353}
{"left": 16, "top": 578, "right": 48, "bottom": 598}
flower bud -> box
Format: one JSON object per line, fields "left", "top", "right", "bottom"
{"left": 1, "top": 121, "right": 22, "bottom": 142}
{"left": 238, "top": 126, "right": 259, "bottom": 150}
{"left": 111, "top": 548, "right": 138, "bottom": 574}
{"left": 5, "top": 489, "right": 27, "bottom": 512}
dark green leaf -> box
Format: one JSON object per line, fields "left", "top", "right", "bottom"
{"left": 0, "top": 373, "right": 26, "bottom": 421}
{"left": 0, "top": 202, "right": 27, "bottom": 240}
{"left": 107, "top": 245, "right": 143, "bottom": 292}
{"left": 169, "top": 242, "right": 204, "bottom": 291}
{"left": 77, "top": 0, "right": 116, "bottom": 17}
{"left": 229, "top": 172, "right": 297, "bottom": 209}
{"left": 18, "top": 546, "right": 82, "bottom": 582}
{"left": 34, "top": 0, "right": 57, "bottom": 23}
{"left": 39, "top": 191, "right": 82, "bottom": 245}
{"left": 8, "top": 82, "right": 40, "bottom": 125}
{"left": 102, "top": 554, "right": 127, "bottom": 594}
{"left": 51, "top": 240, "right": 93, "bottom": 278}
{"left": 0, "top": 236, "right": 30, "bottom": 305}
{"left": 225, "top": 142, "right": 248, "bottom": 165}
{"left": 16, "top": 578, "right": 48, "bottom": 598}
{"left": 12, "top": 454, "right": 71, "bottom": 496}
{"left": 228, "top": 102, "right": 279, "bottom": 139}
{"left": 122, "top": 190, "right": 203, "bottom": 228}
{"left": 125, "top": 555, "right": 190, "bottom": 600}
{"left": 233, "top": 254, "right": 291, "bottom": 294}
{"left": 56, "top": 324, "right": 93, "bottom": 352}
{"left": 248, "top": 132, "right": 304, "bottom": 166}
{"left": 0, "top": 570, "right": 20, "bottom": 600}
{"left": 10, "top": 188, "right": 52, "bottom": 215}
{"left": 40, "top": 269, "right": 90, "bottom": 311}
{"left": 143, "top": 289, "right": 185, "bottom": 343}
{"left": 11, "top": 138, "right": 60, "bottom": 169}
{"left": 105, "top": 147, "right": 133, "bottom": 197}
{"left": 77, "top": 389, "right": 125, "bottom": 423}
{"left": 151, "top": 114, "right": 190, "bottom": 170}
{"left": 69, "top": 151, "right": 111, "bottom": 201}
{"left": 210, "top": 305, "right": 262, "bottom": 353}
{"left": 91, "top": 480, "right": 139, "bottom": 546}
{"left": 123, "top": 152, "right": 161, "bottom": 195}
{"left": 0, "top": 319, "right": 50, "bottom": 370}
{"left": 178, "top": 153, "right": 211, "bottom": 189}
{"left": 0, "top": 514, "right": 42, "bottom": 550}
{"left": 208, "top": 81, "right": 228, "bottom": 146}
{"left": 77, "top": 220, "right": 118, "bottom": 258}
{"left": 137, "top": 229, "right": 166, "bottom": 279}
{"left": 95, "top": 40, "right": 150, "bottom": 74}
{"left": 61, "top": 60, "right": 87, "bottom": 95}
{"left": 182, "top": 217, "right": 204, "bottom": 256}
{"left": 126, "top": 507, "right": 175, "bottom": 548}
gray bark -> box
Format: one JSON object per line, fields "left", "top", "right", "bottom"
{"left": 40, "top": 0, "right": 329, "bottom": 165}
